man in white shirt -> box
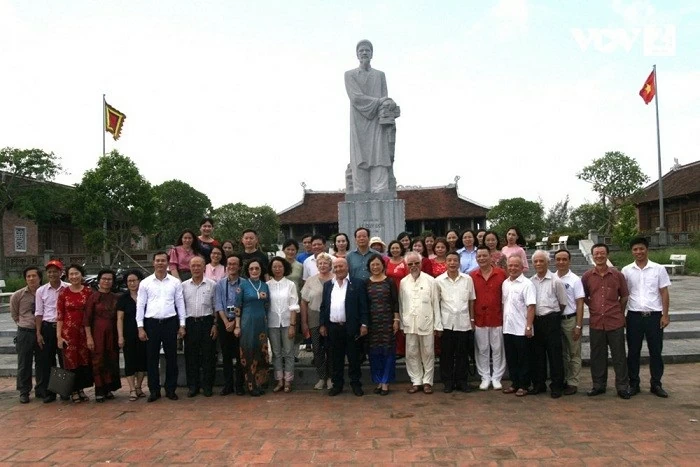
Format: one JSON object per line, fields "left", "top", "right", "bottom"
{"left": 502, "top": 255, "right": 536, "bottom": 397}
{"left": 34, "top": 260, "right": 69, "bottom": 403}
{"left": 302, "top": 234, "right": 328, "bottom": 281}
{"left": 530, "top": 250, "right": 567, "bottom": 398}
{"left": 182, "top": 256, "right": 217, "bottom": 398}
{"left": 622, "top": 237, "right": 671, "bottom": 398}
{"left": 554, "top": 249, "right": 585, "bottom": 396}
{"left": 400, "top": 251, "right": 442, "bottom": 394}
{"left": 436, "top": 251, "right": 475, "bottom": 393}
{"left": 137, "top": 251, "right": 187, "bottom": 402}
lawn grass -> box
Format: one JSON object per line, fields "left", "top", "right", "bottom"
{"left": 608, "top": 247, "right": 699, "bottom": 275}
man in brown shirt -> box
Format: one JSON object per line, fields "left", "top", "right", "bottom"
{"left": 581, "top": 243, "right": 632, "bottom": 399}
{"left": 9, "top": 266, "right": 42, "bottom": 403}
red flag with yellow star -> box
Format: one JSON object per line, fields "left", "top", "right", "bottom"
{"left": 104, "top": 102, "right": 126, "bottom": 140}
{"left": 639, "top": 70, "right": 656, "bottom": 105}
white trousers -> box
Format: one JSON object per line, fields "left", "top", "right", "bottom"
{"left": 405, "top": 333, "right": 435, "bottom": 385}
{"left": 474, "top": 326, "right": 506, "bottom": 383}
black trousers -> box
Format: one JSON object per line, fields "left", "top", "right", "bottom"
{"left": 504, "top": 334, "right": 530, "bottom": 390}
{"left": 531, "top": 313, "right": 565, "bottom": 392}
{"left": 144, "top": 316, "right": 179, "bottom": 394}
{"left": 626, "top": 312, "right": 664, "bottom": 389}
{"left": 15, "top": 327, "right": 37, "bottom": 396}
{"left": 329, "top": 322, "right": 362, "bottom": 390}
{"left": 217, "top": 317, "right": 244, "bottom": 391}
{"left": 185, "top": 316, "right": 217, "bottom": 392}
{"left": 441, "top": 329, "right": 470, "bottom": 387}
{"left": 35, "top": 321, "right": 64, "bottom": 398}
{"left": 590, "top": 327, "right": 629, "bottom": 391}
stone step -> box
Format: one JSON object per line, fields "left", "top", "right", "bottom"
{"left": 0, "top": 339, "right": 698, "bottom": 386}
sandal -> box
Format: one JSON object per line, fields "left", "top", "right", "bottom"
{"left": 374, "top": 386, "right": 383, "bottom": 395}
{"left": 129, "top": 390, "right": 138, "bottom": 401}
{"left": 515, "top": 388, "right": 528, "bottom": 397}
{"left": 78, "top": 390, "right": 89, "bottom": 402}
{"left": 135, "top": 387, "right": 146, "bottom": 398}
{"left": 71, "top": 392, "right": 81, "bottom": 403}
{"left": 407, "top": 385, "right": 421, "bottom": 394}
{"left": 284, "top": 382, "right": 292, "bottom": 393}
{"left": 503, "top": 386, "right": 517, "bottom": 394}
{"left": 273, "top": 381, "right": 284, "bottom": 393}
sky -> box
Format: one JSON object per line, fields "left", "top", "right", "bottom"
{"left": 2, "top": 0, "right": 699, "bottom": 214}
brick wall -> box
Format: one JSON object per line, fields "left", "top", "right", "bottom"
{"left": 2, "top": 211, "right": 39, "bottom": 257}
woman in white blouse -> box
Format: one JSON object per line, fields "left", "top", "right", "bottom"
{"left": 267, "top": 257, "right": 300, "bottom": 393}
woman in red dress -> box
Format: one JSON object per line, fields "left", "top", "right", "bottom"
{"left": 385, "top": 240, "right": 408, "bottom": 357}
{"left": 84, "top": 269, "right": 122, "bottom": 402}
{"left": 410, "top": 237, "right": 434, "bottom": 276}
{"left": 57, "top": 264, "right": 94, "bottom": 403}
{"left": 430, "top": 237, "right": 450, "bottom": 277}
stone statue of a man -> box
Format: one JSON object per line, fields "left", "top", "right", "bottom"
{"left": 344, "top": 40, "right": 399, "bottom": 194}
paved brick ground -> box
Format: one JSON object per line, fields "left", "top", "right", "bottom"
{"left": 1, "top": 363, "right": 699, "bottom": 465}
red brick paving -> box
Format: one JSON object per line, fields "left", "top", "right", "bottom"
{"left": 0, "top": 363, "right": 699, "bottom": 465}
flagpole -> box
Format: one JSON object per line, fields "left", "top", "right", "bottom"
{"left": 102, "top": 94, "right": 106, "bottom": 157}
{"left": 653, "top": 65, "right": 665, "bottom": 233}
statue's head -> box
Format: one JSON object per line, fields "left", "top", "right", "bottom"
{"left": 356, "top": 40, "right": 373, "bottom": 63}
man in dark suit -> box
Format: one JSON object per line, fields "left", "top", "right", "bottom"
{"left": 320, "top": 257, "right": 369, "bottom": 396}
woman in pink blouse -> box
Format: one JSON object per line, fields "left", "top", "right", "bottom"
{"left": 205, "top": 246, "right": 226, "bottom": 281}
{"left": 168, "top": 229, "right": 201, "bottom": 280}
{"left": 501, "top": 226, "right": 529, "bottom": 271}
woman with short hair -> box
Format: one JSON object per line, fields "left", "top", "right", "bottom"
{"left": 117, "top": 269, "right": 147, "bottom": 401}
{"left": 267, "top": 257, "right": 300, "bottom": 393}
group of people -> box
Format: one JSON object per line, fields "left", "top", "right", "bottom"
{"left": 10, "top": 217, "right": 671, "bottom": 403}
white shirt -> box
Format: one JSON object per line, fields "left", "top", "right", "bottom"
{"left": 622, "top": 260, "right": 671, "bottom": 312}
{"left": 267, "top": 277, "right": 300, "bottom": 328}
{"left": 399, "top": 272, "right": 442, "bottom": 335}
{"left": 182, "top": 277, "right": 217, "bottom": 318}
{"left": 136, "top": 273, "right": 186, "bottom": 327}
{"left": 502, "top": 274, "right": 536, "bottom": 336}
{"left": 531, "top": 270, "right": 567, "bottom": 317}
{"left": 436, "top": 272, "right": 476, "bottom": 331}
{"left": 302, "top": 255, "right": 319, "bottom": 281}
{"left": 329, "top": 277, "right": 349, "bottom": 323}
{"left": 557, "top": 270, "right": 585, "bottom": 316}
{"left": 35, "top": 281, "right": 69, "bottom": 322}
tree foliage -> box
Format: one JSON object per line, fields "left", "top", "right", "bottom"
{"left": 487, "top": 197, "right": 545, "bottom": 239}
{"left": 577, "top": 151, "right": 649, "bottom": 233}
{"left": 544, "top": 196, "right": 571, "bottom": 233}
{"left": 0, "top": 147, "right": 63, "bottom": 276}
{"left": 214, "top": 203, "right": 280, "bottom": 252}
{"left": 570, "top": 202, "right": 608, "bottom": 233}
{"left": 72, "top": 151, "right": 156, "bottom": 255}
{"left": 612, "top": 203, "right": 639, "bottom": 248}
{"left": 153, "top": 180, "right": 212, "bottom": 248}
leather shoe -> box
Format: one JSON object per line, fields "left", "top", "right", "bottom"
{"left": 235, "top": 387, "right": 246, "bottom": 396}
{"left": 550, "top": 391, "right": 562, "bottom": 399}
{"left": 629, "top": 386, "right": 641, "bottom": 396}
{"left": 19, "top": 394, "right": 30, "bottom": 404}
{"left": 443, "top": 386, "right": 453, "bottom": 393}
{"left": 328, "top": 387, "right": 343, "bottom": 396}
{"left": 43, "top": 394, "right": 57, "bottom": 403}
{"left": 530, "top": 385, "right": 547, "bottom": 395}
{"left": 617, "top": 389, "right": 632, "bottom": 400}
{"left": 203, "top": 388, "right": 213, "bottom": 397}
{"left": 352, "top": 386, "right": 364, "bottom": 397}
{"left": 586, "top": 387, "right": 606, "bottom": 397}
{"left": 187, "top": 389, "right": 198, "bottom": 398}
{"left": 563, "top": 385, "right": 578, "bottom": 395}
{"left": 651, "top": 386, "right": 669, "bottom": 398}
{"left": 147, "top": 392, "right": 161, "bottom": 402}
{"left": 219, "top": 386, "right": 233, "bottom": 396}
{"left": 456, "top": 384, "right": 472, "bottom": 393}
{"left": 166, "top": 392, "right": 179, "bottom": 401}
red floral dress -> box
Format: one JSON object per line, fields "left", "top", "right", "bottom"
{"left": 57, "top": 287, "right": 92, "bottom": 370}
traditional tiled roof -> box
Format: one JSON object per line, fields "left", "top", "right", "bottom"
{"left": 636, "top": 160, "right": 700, "bottom": 204}
{"left": 278, "top": 184, "right": 490, "bottom": 224}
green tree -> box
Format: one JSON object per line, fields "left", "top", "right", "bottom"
{"left": 215, "top": 203, "right": 280, "bottom": 252}
{"left": 570, "top": 202, "right": 608, "bottom": 233}
{"left": 0, "top": 147, "right": 62, "bottom": 277}
{"left": 153, "top": 180, "right": 212, "bottom": 248}
{"left": 577, "top": 151, "right": 649, "bottom": 233}
{"left": 72, "top": 151, "right": 156, "bottom": 255}
{"left": 612, "top": 203, "right": 639, "bottom": 248}
{"left": 544, "top": 196, "right": 571, "bottom": 233}
{"left": 487, "top": 197, "right": 545, "bottom": 240}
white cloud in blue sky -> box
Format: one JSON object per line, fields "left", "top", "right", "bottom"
{"left": 1, "top": 0, "right": 698, "bottom": 215}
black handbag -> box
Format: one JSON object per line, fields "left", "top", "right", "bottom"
{"left": 47, "top": 367, "right": 75, "bottom": 398}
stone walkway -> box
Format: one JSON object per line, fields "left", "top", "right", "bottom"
{"left": 0, "top": 363, "right": 699, "bottom": 465}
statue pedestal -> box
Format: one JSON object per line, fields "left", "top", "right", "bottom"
{"left": 339, "top": 194, "right": 405, "bottom": 248}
